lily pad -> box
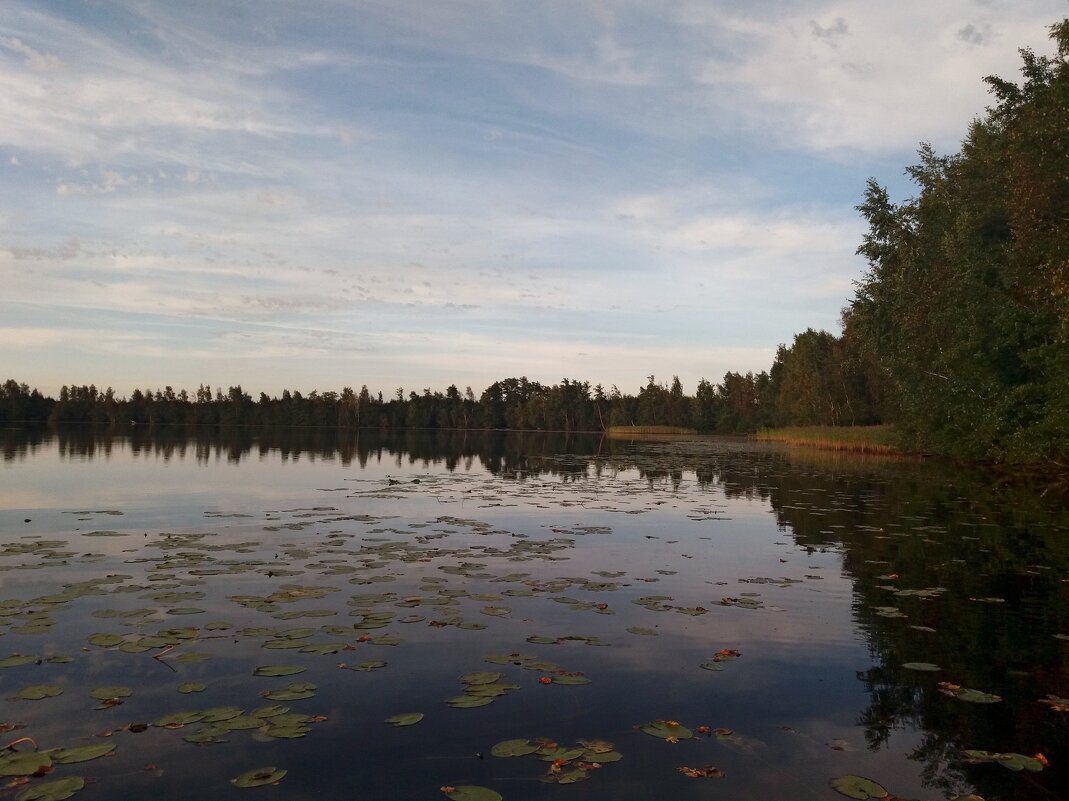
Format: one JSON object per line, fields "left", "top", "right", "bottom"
{"left": 384, "top": 712, "right": 424, "bottom": 726}
{"left": 15, "top": 776, "right": 85, "bottom": 801}
{"left": 231, "top": 767, "right": 287, "bottom": 788}
{"left": 902, "top": 662, "right": 940, "bottom": 672}
{"left": 640, "top": 720, "right": 692, "bottom": 740}
{"left": 49, "top": 743, "right": 116, "bottom": 764}
{"left": 254, "top": 665, "right": 306, "bottom": 677}
{"left": 16, "top": 684, "right": 63, "bottom": 700}
{"left": 962, "top": 750, "right": 1045, "bottom": 772}
{"left": 263, "top": 681, "right": 317, "bottom": 701}
{"left": 0, "top": 655, "right": 38, "bottom": 668}
{"left": 831, "top": 775, "right": 888, "bottom": 800}
{"left": 0, "top": 751, "right": 52, "bottom": 776}
{"left": 442, "top": 786, "right": 502, "bottom": 801}
{"left": 178, "top": 682, "right": 206, "bottom": 693}
{"left": 491, "top": 739, "right": 540, "bottom": 757}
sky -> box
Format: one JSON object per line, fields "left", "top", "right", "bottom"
{"left": 2, "top": 1, "right": 1066, "bottom": 399}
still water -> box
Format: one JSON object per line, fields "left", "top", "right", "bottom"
{"left": 0, "top": 427, "right": 1066, "bottom": 801}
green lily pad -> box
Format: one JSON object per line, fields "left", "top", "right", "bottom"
{"left": 384, "top": 712, "right": 424, "bottom": 726}
{"left": 254, "top": 665, "right": 306, "bottom": 677}
{"left": 446, "top": 694, "right": 494, "bottom": 708}
{"left": 349, "top": 660, "right": 387, "bottom": 671}
{"left": 902, "top": 662, "right": 940, "bottom": 672}
{"left": 442, "top": 786, "right": 502, "bottom": 801}
{"left": 263, "top": 681, "right": 317, "bottom": 701}
{"left": 460, "top": 671, "right": 502, "bottom": 685}
{"left": 15, "top": 776, "right": 85, "bottom": 801}
{"left": 962, "top": 750, "right": 1045, "bottom": 772}
{"left": 87, "top": 633, "right": 124, "bottom": 647}
{"left": 0, "top": 655, "right": 37, "bottom": 668}
{"left": 626, "top": 626, "right": 658, "bottom": 636}
{"left": 178, "top": 682, "right": 206, "bottom": 693}
{"left": 491, "top": 739, "right": 540, "bottom": 757}
{"left": 548, "top": 675, "right": 590, "bottom": 685}
{"left": 231, "top": 767, "right": 287, "bottom": 788}
{"left": 639, "top": 720, "right": 692, "bottom": 740}
{"left": 16, "top": 684, "right": 63, "bottom": 700}
{"left": 152, "top": 711, "right": 206, "bottom": 727}
{"left": 0, "top": 751, "right": 52, "bottom": 776}
{"left": 49, "top": 743, "right": 116, "bottom": 764}
{"left": 830, "top": 775, "right": 889, "bottom": 799}
{"left": 199, "top": 706, "right": 244, "bottom": 723}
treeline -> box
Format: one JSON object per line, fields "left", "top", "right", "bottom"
{"left": 0, "top": 361, "right": 883, "bottom": 434}
{"left": 5, "top": 23, "right": 1064, "bottom": 461}
{"left": 850, "top": 21, "right": 1069, "bottom": 462}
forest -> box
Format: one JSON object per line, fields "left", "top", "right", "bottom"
{"left": 3, "top": 21, "right": 1066, "bottom": 464}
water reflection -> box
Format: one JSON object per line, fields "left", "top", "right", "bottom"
{"left": 1, "top": 426, "right": 1067, "bottom": 800}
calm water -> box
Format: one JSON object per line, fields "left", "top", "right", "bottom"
{"left": 1, "top": 427, "right": 1067, "bottom": 801}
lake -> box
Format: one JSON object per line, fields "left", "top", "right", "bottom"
{"left": 1, "top": 427, "right": 1066, "bottom": 801}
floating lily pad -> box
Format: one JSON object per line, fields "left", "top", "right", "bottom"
{"left": 231, "top": 767, "right": 287, "bottom": 788}
{"left": 15, "top": 776, "right": 85, "bottom": 801}
{"left": 0, "top": 655, "right": 37, "bottom": 668}
{"left": 902, "top": 662, "right": 940, "bottom": 672}
{"left": 626, "top": 626, "right": 658, "bottom": 636}
{"left": 460, "top": 671, "right": 501, "bottom": 685}
{"left": 442, "top": 786, "right": 502, "bottom": 801}
{"left": 87, "top": 633, "right": 124, "bottom": 648}
{"left": 384, "top": 712, "right": 424, "bottom": 726}
{"left": 491, "top": 739, "right": 540, "bottom": 757}
{"left": 446, "top": 694, "right": 494, "bottom": 708}
{"left": 962, "top": 750, "right": 1045, "bottom": 772}
{"left": 263, "top": 682, "right": 317, "bottom": 701}
{"left": 640, "top": 720, "right": 692, "bottom": 740}
{"left": 178, "top": 682, "right": 206, "bottom": 693}
{"left": 348, "top": 660, "right": 387, "bottom": 671}
{"left": 49, "top": 743, "right": 115, "bottom": 764}
{"left": 16, "top": 684, "right": 63, "bottom": 700}
{"left": 254, "top": 665, "right": 306, "bottom": 677}
{"left": 831, "top": 775, "right": 888, "bottom": 799}
{"left": 0, "top": 751, "right": 52, "bottom": 776}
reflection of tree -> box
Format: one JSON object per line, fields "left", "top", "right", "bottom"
{"left": 9, "top": 428, "right": 1069, "bottom": 798}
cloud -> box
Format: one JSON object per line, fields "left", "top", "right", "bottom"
{"left": 689, "top": 0, "right": 1066, "bottom": 153}
{"left": 0, "top": 35, "right": 62, "bottom": 70}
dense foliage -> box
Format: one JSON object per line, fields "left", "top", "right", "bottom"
{"left": 851, "top": 21, "right": 1069, "bottom": 461}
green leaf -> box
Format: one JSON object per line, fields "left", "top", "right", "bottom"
{"left": 902, "top": 662, "right": 940, "bottom": 672}
{"left": 490, "top": 739, "right": 539, "bottom": 757}
{"left": 15, "top": 776, "right": 85, "bottom": 801}
{"left": 384, "top": 712, "right": 424, "bottom": 726}
{"left": 0, "top": 655, "right": 37, "bottom": 668}
{"left": 16, "top": 684, "right": 63, "bottom": 700}
{"left": 231, "top": 767, "right": 287, "bottom": 788}
{"left": 0, "top": 752, "right": 52, "bottom": 777}
{"left": 442, "top": 786, "right": 502, "bottom": 801}
{"left": 639, "top": 720, "right": 692, "bottom": 740}
{"left": 830, "top": 774, "right": 889, "bottom": 800}
{"left": 177, "top": 682, "right": 206, "bottom": 693}
{"left": 49, "top": 743, "right": 115, "bottom": 764}
{"left": 254, "top": 665, "right": 306, "bottom": 677}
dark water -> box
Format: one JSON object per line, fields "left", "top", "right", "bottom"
{"left": 1, "top": 427, "right": 1067, "bottom": 801}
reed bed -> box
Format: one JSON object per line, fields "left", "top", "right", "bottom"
{"left": 755, "top": 425, "right": 901, "bottom": 454}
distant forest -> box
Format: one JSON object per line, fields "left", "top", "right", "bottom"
{"left": 3, "top": 22, "right": 1066, "bottom": 463}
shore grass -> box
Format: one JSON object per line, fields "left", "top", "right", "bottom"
{"left": 605, "top": 425, "right": 697, "bottom": 436}
{"left": 754, "top": 425, "right": 901, "bottom": 454}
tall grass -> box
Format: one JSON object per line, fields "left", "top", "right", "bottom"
{"left": 754, "top": 425, "right": 901, "bottom": 454}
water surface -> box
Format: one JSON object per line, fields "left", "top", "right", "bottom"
{"left": 1, "top": 427, "right": 1066, "bottom": 801}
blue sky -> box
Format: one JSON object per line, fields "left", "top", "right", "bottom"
{"left": 2, "top": 1, "right": 1065, "bottom": 398}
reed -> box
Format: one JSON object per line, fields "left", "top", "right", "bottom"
{"left": 754, "top": 425, "right": 901, "bottom": 454}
